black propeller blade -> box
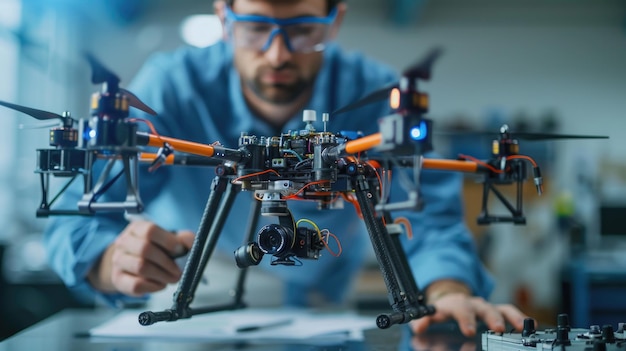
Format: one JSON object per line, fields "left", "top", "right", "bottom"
{"left": 121, "top": 88, "right": 157, "bottom": 116}
{"left": 0, "top": 100, "right": 64, "bottom": 121}
{"left": 332, "top": 47, "right": 443, "bottom": 116}
{"left": 510, "top": 132, "right": 608, "bottom": 140}
{"left": 84, "top": 52, "right": 156, "bottom": 116}
{"left": 402, "top": 46, "right": 443, "bottom": 80}
{"left": 85, "top": 52, "right": 120, "bottom": 87}
{"left": 332, "top": 83, "right": 397, "bottom": 116}
{"left": 436, "top": 130, "right": 609, "bottom": 141}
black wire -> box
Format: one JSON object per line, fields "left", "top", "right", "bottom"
{"left": 90, "top": 168, "right": 124, "bottom": 204}
{"left": 292, "top": 256, "right": 303, "bottom": 266}
{"left": 293, "top": 158, "right": 313, "bottom": 170}
{"left": 48, "top": 174, "right": 79, "bottom": 207}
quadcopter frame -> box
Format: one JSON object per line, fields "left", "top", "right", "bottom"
{"left": 2, "top": 49, "right": 594, "bottom": 330}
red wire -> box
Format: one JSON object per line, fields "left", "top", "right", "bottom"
{"left": 458, "top": 154, "right": 504, "bottom": 173}
{"left": 231, "top": 169, "right": 281, "bottom": 184}
{"left": 321, "top": 229, "right": 342, "bottom": 257}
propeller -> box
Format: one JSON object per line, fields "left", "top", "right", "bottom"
{"left": 500, "top": 132, "right": 609, "bottom": 140}
{"left": 0, "top": 100, "right": 64, "bottom": 121}
{"left": 332, "top": 47, "right": 443, "bottom": 116}
{"left": 85, "top": 52, "right": 157, "bottom": 116}
{"left": 121, "top": 89, "right": 157, "bottom": 117}
{"left": 332, "top": 83, "right": 396, "bottom": 116}
{"left": 436, "top": 125, "right": 609, "bottom": 141}
{"left": 0, "top": 100, "right": 76, "bottom": 131}
{"left": 0, "top": 53, "right": 158, "bottom": 126}
{"left": 0, "top": 100, "right": 79, "bottom": 131}
{"left": 85, "top": 52, "right": 121, "bottom": 87}
{"left": 402, "top": 46, "right": 443, "bottom": 80}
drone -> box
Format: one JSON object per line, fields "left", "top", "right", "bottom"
{"left": 0, "top": 48, "right": 608, "bottom": 330}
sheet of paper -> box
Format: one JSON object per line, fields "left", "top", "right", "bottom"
{"left": 89, "top": 307, "right": 377, "bottom": 342}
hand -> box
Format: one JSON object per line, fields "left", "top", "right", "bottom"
{"left": 410, "top": 281, "right": 531, "bottom": 337}
{"left": 88, "top": 220, "right": 195, "bottom": 296}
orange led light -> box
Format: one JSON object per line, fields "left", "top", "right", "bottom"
{"left": 417, "top": 93, "right": 429, "bottom": 109}
{"left": 390, "top": 88, "right": 401, "bottom": 109}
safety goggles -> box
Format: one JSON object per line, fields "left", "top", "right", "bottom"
{"left": 224, "top": 6, "right": 338, "bottom": 53}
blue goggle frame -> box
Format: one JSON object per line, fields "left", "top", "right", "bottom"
{"left": 224, "top": 6, "right": 338, "bottom": 52}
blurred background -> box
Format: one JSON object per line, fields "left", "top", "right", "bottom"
{"left": 1, "top": 0, "right": 625, "bottom": 340}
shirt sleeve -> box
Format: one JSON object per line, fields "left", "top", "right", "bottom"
{"left": 393, "top": 161, "right": 495, "bottom": 299}
{"left": 42, "top": 163, "right": 149, "bottom": 307}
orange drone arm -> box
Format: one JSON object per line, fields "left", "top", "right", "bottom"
{"left": 137, "top": 132, "right": 480, "bottom": 173}
{"left": 422, "top": 159, "right": 479, "bottom": 173}
{"left": 139, "top": 132, "right": 215, "bottom": 157}
{"left": 342, "top": 132, "right": 480, "bottom": 173}
{"left": 344, "top": 133, "right": 382, "bottom": 154}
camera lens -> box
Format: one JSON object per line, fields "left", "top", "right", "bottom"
{"left": 257, "top": 224, "right": 292, "bottom": 256}
{"left": 233, "top": 242, "right": 263, "bottom": 268}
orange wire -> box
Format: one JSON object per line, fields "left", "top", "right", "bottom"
{"left": 321, "top": 229, "right": 342, "bottom": 257}
{"left": 129, "top": 118, "right": 169, "bottom": 150}
{"left": 129, "top": 118, "right": 161, "bottom": 136}
{"left": 231, "top": 169, "right": 281, "bottom": 184}
{"left": 283, "top": 180, "right": 330, "bottom": 199}
{"left": 340, "top": 192, "right": 363, "bottom": 219}
{"left": 394, "top": 217, "right": 413, "bottom": 239}
{"left": 366, "top": 161, "right": 384, "bottom": 200}
{"left": 458, "top": 154, "right": 504, "bottom": 173}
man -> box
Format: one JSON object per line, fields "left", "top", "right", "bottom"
{"left": 44, "top": 0, "right": 529, "bottom": 337}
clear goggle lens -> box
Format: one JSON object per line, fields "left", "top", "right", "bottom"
{"left": 224, "top": 6, "right": 337, "bottom": 53}
{"left": 230, "top": 22, "right": 330, "bottom": 53}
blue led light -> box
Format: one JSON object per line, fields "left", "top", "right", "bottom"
{"left": 409, "top": 121, "right": 428, "bottom": 141}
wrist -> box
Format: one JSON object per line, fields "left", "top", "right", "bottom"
{"left": 87, "top": 244, "right": 117, "bottom": 293}
{"left": 425, "top": 279, "right": 471, "bottom": 303}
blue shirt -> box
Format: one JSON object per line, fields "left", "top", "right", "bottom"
{"left": 43, "top": 41, "right": 494, "bottom": 307}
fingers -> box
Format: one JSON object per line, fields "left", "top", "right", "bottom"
{"left": 474, "top": 300, "right": 530, "bottom": 333}
{"left": 478, "top": 299, "right": 536, "bottom": 332}
{"left": 447, "top": 295, "right": 478, "bottom": 336}
{"left": 109, "top": 221, "right": 192, "bottom": 296}
{"left": 410, "top": 316, "right": 433, "bottom": 335}
{"left": 497, "top": 303, "right": 531, "bottom": 330}
{"left": 431, "top": 293, "right": 479, "bottom": 336}
{"left": 110, "top": 268, "right": 167, "bottom": 297}
{"left": 111, "top": 246, "right": 180, "bottom": 284}
{"left": 177, "top": 230, "right": 196, "bottom": 251}
{"left": 124, "top": 221, "right": 184, "bottom": 256}
{"left": 410, "top": 293, "right": 476, "bottom": 336}
{"left": 410, "top": 294, "right": 531, "bottom": 338}
{"left": 470, "top": 297, "right": 505, "bottom": 333}
{"left": 115, "top": 231, "right": 182, "bottom": 278}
